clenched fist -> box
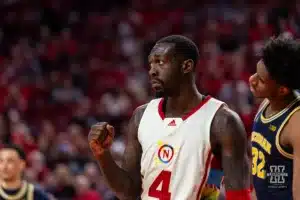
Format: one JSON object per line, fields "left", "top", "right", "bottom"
{"left": 88, "top": 122, "right": 115, "bottom": 157}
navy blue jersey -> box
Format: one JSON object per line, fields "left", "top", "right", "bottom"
{"left": 252, "top": 98, "right": 300, "bottom": 200}
{"left": 0, "top": 181, "right": 49, "bottom": 200}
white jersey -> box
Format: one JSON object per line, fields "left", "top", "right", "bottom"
{"left": 138, "top": 96, "right": 224, "bottom": 200}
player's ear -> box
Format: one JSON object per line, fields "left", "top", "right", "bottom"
{"left": 278, "top": 86, "right": 290, "bottom": 96}
{"left": 20, "top": 160, "right": 26, "bottom": 171}
{"left": 181, "top": 59, "right": 194, "bottom": 74}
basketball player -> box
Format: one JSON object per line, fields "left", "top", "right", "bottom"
{"left": 249, "top": 36, "right": 300, "bottom": 200}
{"left": 88, "top": 35, "right": 252, "bottom": 200}
{"left": 0, "top": 144, "right": 50, "bottom": 200}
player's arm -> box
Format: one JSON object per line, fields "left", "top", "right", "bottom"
{"left": 89, "top": 105, "right": 146, "bottom": 199}
{"left": 211, "top": 106, "right": 252, "bottom": 200}
{"left": 287, "top": 110, "right": 300, "bottom": 200}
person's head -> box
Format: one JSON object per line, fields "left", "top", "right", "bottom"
{"left": 148, "top": 35, "right": 200, "bottom": 97}
{"left": 84, "top": 162, "right": 99, "bottom": 179}
{"left": 249, "top": 37, "right": 300, "bottom": 99}
{"left": 75, "top": 174, "right": 91, "bottom": 194}
{"left": 54, "top": 163, "right": 72, "bottom": 185}
{"left": 0, "top": 144, "right": 26, "bottom": 182}
{"left": 28, "top": 150, "right": 45, "bottom": 171}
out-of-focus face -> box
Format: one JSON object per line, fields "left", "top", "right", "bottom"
{"left": 0, "top": 149, "right": 25, "bottom": 182}
{"left": 75, "top": 175, "right": 90, "bottom": 194}
{"left": 84, "top": 162, "right": 99, "bottom": 179}
{"left": 28, "top": 151, "right": 45, "bottom": 171}
{"left": 249, "top": 60, "right": 280, "bottom": 99}
{"left": 148, "top": 43, "right": 182, "bottom": 97}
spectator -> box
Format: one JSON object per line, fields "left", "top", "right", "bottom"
{"left": 74, "top": 174, "right": 103, "bottom": 200}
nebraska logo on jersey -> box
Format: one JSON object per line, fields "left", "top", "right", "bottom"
{"left": 154, "top": 141, "right": 179, "bottom": 166}
{"left": 158, "top": 144, "right": 174, "bottom": 163}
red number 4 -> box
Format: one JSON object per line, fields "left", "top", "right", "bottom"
{"left": 148, "top": 170, "right": 171, "bottom": 200}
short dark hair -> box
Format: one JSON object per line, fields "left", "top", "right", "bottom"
{"left": 1, "top": 143, "right": 26, "bottom": 160}
{"left": 262, "top": 37, "right": 300, "bottom": 89}
{"left": 156, "top": 35, "right": 200, "bottom": 66}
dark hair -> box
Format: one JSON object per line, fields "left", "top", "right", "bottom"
{"left": 262, "top": 37, "right": 300, "bottom": 89}
{"left": 1, "top": 143, "right": 26, "bottom": 160}
{"left": 156, "top": 35, "right": 200, "bottom": 66}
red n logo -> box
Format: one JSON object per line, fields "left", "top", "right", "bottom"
{"left": 163, "top": 149, "right": 169, "bottom": 158}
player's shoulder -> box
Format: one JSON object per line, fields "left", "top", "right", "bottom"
{"left": 133, "top": 103, "right": 148, "bottom": 117}
{"left": 133, "top": 98, "right": 162, "bottom": 117}
{"left": 211, "top": 105, "right": 245, "bottom": 137}
{"left": 210, "top": 105, "right": 248, "bottom": 155}
{"left": 275, "top": 98, "right": 300, "bottom": 127}
{"left": 213, "top": 105, "right": 242, "bottom": 126}
{"left": 134, "top": 103, "right": 148, "bottom": 112}
{"left": 130, "top": 103, "right": 150, "bottom": 128}
{"left": 285, "top": 105, "right": 300, "bottom": 126}
{"left": 286, "top": 105, "right": 300, "bottom": 145}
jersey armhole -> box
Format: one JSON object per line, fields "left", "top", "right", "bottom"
{"left": 136, "top": 103, "right": 150, "bottom": 144}
{"left": 275, "top": 106, "right": 300, "bottom": 160}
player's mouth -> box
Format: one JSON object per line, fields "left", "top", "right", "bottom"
{"left": 250, "top": 86, "right": 260, "bottom": 97}
{"left": 249, "top": 85, "right": 255, "bottom": 93}
{"left": 151, "top": 79, "right": 163, "bottom": 89}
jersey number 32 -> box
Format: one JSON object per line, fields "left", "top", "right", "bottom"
{"left": 252, "top": 147, "right": 266, "bottom": 179}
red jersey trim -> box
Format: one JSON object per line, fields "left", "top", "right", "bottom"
{"left": 158, "top": 96, "right": 212, "bottom": 120}
{"left": 196, "top": 150, "right": 213, "bottom": 199}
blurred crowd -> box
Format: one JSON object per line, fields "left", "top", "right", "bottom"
{"left": 0, "top": 0, "right": 298, "bottom": 199}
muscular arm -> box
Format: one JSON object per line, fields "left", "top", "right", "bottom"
{"left": 95, "top": 105, "right": 146, "bottom": 200}
{"left": 287, "top": 111, "right": 300, "bottom": 200}
{"left": 211, "top": 106, "right": 251, "bottom": 191}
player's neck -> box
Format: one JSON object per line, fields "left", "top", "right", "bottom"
{"left": 165, "top": 84, "right": 202, "bottom": 117}
{"left": 1, "top": 179, "right": 23, "bottom": 190}
{"left": 268, "top": 94, "right": 296, "bottom": 113}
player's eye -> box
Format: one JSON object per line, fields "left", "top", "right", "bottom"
{"left": 158, "top": 60, "right": 164, "bottom": 65}
{"left": 148, "top": 60, "right": 154, "bottom": 67}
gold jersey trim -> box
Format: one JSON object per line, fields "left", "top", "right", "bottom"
{"left": 0, "top": 181, "right": 27, "bottom": 200}
{"left": 275, "top": 106, "right": 300, "bottom": 159}
{"left": 260, "top": 98, "right": 300, "bottom": 124}
{"left": 26, "top": 183, "right": 34, "bottom": 200}
{"left": 254, "top": 99, "right": 269, "bottom": 121}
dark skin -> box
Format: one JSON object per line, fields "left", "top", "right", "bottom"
{"left": 249, "top": 60, "right": 296, "bottom": 149}
{"left": 88, "top": 106, "right": 145, "bottom": 200}
{"left": 88, "top": 42, "right": 251, "bottom": 199}
{"left": 249, "top": 60, "right": 300, "bottom": 199}
{"left": 210, "top": 106, "right": 252, "bottom": 190}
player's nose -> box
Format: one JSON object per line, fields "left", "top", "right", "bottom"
{"left": 149, "top": 65, "right": 158, "bottom": 78}
{"left": 249, "top": 74, "right": 257, "bottom": 86}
